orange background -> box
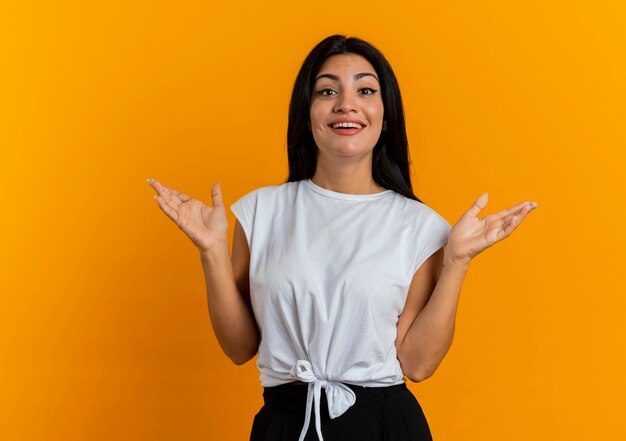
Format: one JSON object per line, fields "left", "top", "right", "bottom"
{"left": 1, "top": 1, "right": 625, "bottom": 440}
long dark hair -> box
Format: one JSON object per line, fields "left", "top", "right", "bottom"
{"left": 285, "top": 34, "right": 422, "bottom": 202}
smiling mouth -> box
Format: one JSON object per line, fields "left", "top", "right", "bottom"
{"left": 328, "top": 124, "right": 365, "bottom": 136}
{"left": 330, "top": 122, "right": 364, "bottom": 129}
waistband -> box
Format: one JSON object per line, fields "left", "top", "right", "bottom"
{"left": 270, "top": 360, "right": 406, "bottom": 441}
{"left": 263, "top": 382, "right": 407, "bottom": 411}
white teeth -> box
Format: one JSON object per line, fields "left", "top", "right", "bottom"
{"left": 332, "top": 122, "right": 363, "bottom": 129}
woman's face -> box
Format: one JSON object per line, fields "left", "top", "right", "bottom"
{"left": 309, "top": 53, "right": 384, "bottom": 161}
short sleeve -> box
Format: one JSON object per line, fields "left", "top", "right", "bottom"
{"left": 230, "top": 189, "right": 258, "bottom": 249}
{"left": 412, "top": 210, "right": 452, "bottom": 274}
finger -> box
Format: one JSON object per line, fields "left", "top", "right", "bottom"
{"left": 146, "top": 181, "right": 180, "bottom": 214}
{"left": 211, "top": 181, "right": 224, "bottom": 208}
{"left": 147, "top": 179, "right": 174, "bottom": 198}
{"left": 494, "top": 200, "right": 538, "bottom": 243}
{"left": 497, "top": 201, "right": 531, "bottom": 218}
{"left": 153, "top": 194, "right": 179, "bottom": 223}
{"left": 496, "top": 220, "right": 517, "bottom": 241}
{"left": 148, "top": 179, "right": 186, "bottom": 210}
{"left": 147, "top": 178, "right": 186, "bottom": 200}
{"left": 465, "top": 192, "right": 489, "bottom": 218}
{"left": 148, "top": 178, "right": 195, "bottom": 204}
{"left": 498, "top": 207, "right": 529, "bottom": 239}
{"left": 508, "top": 202, "right": 538, "bottom": 225}
{"left": 500, "top": 200, "right": 539, "bottom": 218}
{"left": 169, "top": 188, "right": 193, "bottom": 202}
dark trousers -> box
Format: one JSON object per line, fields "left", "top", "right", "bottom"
{"left": 250, "top": 382, "right": 433, "bottom": 441}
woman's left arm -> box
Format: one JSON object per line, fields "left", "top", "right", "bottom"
{"left": 396, "top": 193, "right": 538, "bottom": 382}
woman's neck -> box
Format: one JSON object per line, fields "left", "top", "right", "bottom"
{"left": 311, "top": 155, "right": 386, "bottom": 195}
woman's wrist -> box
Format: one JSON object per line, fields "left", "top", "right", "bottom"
{"left": 199, "top": 239, "right": 230, "bottom": 262}
{"left": 442, "top": 244, "right": 471, "bottom": 271}
{"left": 442, "top": 258, "right": 470, "bottom": 273}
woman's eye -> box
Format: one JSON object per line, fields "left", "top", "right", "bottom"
{"left": 315, "top": 89, "right": 337, "bottom": 96}
{"left": 360, "top": 87, "right": 378, "bottom": 95}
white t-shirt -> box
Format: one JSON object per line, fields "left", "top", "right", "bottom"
{"left": 230, "top": 178, "right": 451, "bottom": 440}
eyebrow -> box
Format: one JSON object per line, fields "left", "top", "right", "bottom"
{"left": 314, "top": 72, "right": 379, "bottom": 83}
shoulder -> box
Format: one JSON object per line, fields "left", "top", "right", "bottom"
{"left": 231, "top": 181, "right": 303, "bottom": 242}
{"left": 387, "top": 193, "right": 451, "bottom": 229}
{"left": 254, "top": 180, "right": 301, "bottom": 199}
{"left": 232, "top": 180, "right": 301, "bottom": 203}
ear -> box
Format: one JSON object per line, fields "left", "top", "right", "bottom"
{"left": 382, "top": 120, "right": 388, "bottom": 131}
{"left": 307, "top": 122, "right": 311, "bottom": 130}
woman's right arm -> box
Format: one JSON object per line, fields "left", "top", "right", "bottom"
{"left": 148, "top": 179, "right": 259, "bottom": 365}
{"left": 199, "top": 220, "right": 259, "bottom": 365}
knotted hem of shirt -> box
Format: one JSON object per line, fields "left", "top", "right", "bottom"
{"left": 290, "top": 359, "right": 357, "bottom": 441}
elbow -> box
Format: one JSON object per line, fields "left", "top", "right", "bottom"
{"left": 228, "top": 350, "right": 256, "bottom": 365}
{"left": 400, "top": 355, "right": 438, "bottom": 383}
{"left": 225, "top": 344, "right": 258, "bottom": 365}
{"left": 398, "top": 350, "right": 437, "bottom": 383}
{"left": 404, "top": 366, "right": 435, "bottom": 383}
{"left": 230, "top": 356, "right": 250, "bottom": 366}
{"left": 223, "top": 332, "right": 260, "bottom": 365}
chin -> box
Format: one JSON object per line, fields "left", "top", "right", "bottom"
{"left": 326, "top": 145, "right": 373, "bottom": 158}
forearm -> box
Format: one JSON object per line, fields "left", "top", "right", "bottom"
{"left": 200, "top": 242, "right": 260, "bottom": 364}
{"left": 399, "top": 256, "right": 469, "bottom": 381}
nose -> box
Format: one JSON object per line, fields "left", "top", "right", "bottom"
{"left": 333, "top": 91, "right": 357, "bottom": 113}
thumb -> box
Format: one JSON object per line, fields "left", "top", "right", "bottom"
{"left": 211, "top": 181, "right": 224, "bottom": 208}
{"left": 465, "top": 192, "right": 489, "bottom": 218}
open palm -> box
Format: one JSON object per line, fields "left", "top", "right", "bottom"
{"left": 147, "top": 179, "right": 228, "bottom": 254}
{"left": 447, "top": 192, "right": 538, "bottom": 266}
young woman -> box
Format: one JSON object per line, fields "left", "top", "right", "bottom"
{"left": 148, "top": 35, "right": 537, "bottom": 441}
